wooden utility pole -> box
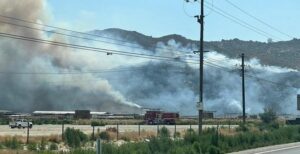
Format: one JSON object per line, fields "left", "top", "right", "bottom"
{"left": 185, "top": 0, "right": 205, "bottom": 135}
{"left": 198, "top": 0, "right": 205, "bottom": 135}
{"left": 62, "top": 120, "right": 64, "bottom": 141}
{"left": 241, "top": 53, "right": 246, "bottom": 124}
{"left": 27, "top": 121, "right": 29, "bottom": 144}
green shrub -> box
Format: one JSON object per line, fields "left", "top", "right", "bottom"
{"left": 236, "top": 124, "right": 249, "bottom": 132}
{"left": 174, "top": 132, "right": 181, "bottom": 138}
{"left": 70, "top": 149, "right": 95, "bottom": 154}
{"left": 91, "top": 121, "right": 105, "bottom": 126}
{"left": 260, "top": 107, "right": 277, "bottom": 124}
{"left": 99, "top": 131, "right": 110, "bottom": 140}
{"left": 159, "top": 127, "right": 170, "bottom": 138}
{"left": 39, "top": 137, "right": 46, "bottom": 151}
{"left": 64, "top": 127, "right": 88, "bottom": 148}
{"left": 49, "top": 143, "right": 58, "bottom": 150}
{"left": 192, "top": 142, "right": 202, "bottom": 153}
{"left": 208, "top": 145, "right": 223, "bottom": 154}
{"left": 27, "top": 142, "right": 37, "bottom": 151}
{"left": 184, "top": 129, "right": 198, "bottom": 143}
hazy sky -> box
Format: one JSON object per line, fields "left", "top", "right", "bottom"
{"left": 47, "top": 0, "right": 300, "bottom": 42}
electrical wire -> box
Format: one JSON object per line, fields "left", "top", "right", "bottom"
{"left": 225, "top": 0, "right": 294, "bottom": 39}
{"left": 0, "top": 14, "right": 190, "bottom": 54}
{"left": 204, "top": 1, "right": 283, "bottom": 41}
{"left": 0, "top": 31, "right": 200, "bottom": 64}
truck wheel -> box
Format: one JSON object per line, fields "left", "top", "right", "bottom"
{"left": 18, "top": 125, "right": 21, "bottom": 129}
{"left": 29, "top": 125, "right": 32, "bottom": 129}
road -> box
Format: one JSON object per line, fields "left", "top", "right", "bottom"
{"left": 230, "top": 142, "right": 300, "bottom": 154}
{"left": 260, "top": 146, "right": 300, "bottom": 154}
{"left": 0, "top": 124, "right": 236, "bottom": 136}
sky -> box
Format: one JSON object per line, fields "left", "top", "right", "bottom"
{"left": 47, "top": 0, "right": 300, "bottom": 42}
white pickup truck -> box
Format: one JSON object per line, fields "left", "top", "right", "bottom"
{"left": 9, "top": 119, "right": 33, "bottom": 129}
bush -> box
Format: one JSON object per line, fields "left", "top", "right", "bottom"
{"left": 208, "top": 145, "right": 223, "bottom": 154}
{"left": 174, "top": 132, "right": 181, "bottom": 138}
{"left": 236, "top": 124, "right": 249, "bottom": 132}
{"left": 260, "top": 107, "right": 277, "bottom": 124}
{"left": 99, "top": 131, "right": 110, "bottom": 140}
{"left": 49, "top": 143, "right": 58, "bottom": 150}
{"left": 39, "top": 137, "right": 46, "bottom": 151}
{"left": 64, "top": 128, "right": 88, "bottom": 148}
{"left": 91, "top": 121, "right": 105, "bottom": 126}
{"left": 184, "top": 129, "right": 198, "bottom": 143}
{"left": 27, "top": 142, "right": 37, "bottom": 151}
{"left": 159, "top": 127, "right": 170, "bottom": 138}
{"left": 70, "top": 149, "right": 95, "bottom": 154}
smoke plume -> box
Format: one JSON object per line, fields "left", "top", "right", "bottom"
{"left": 0, "top": 0, "right": 299, "bottom": 116}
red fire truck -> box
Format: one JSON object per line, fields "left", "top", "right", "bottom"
{"left": 144, "top": 110, "right": 179, "bottom": 125}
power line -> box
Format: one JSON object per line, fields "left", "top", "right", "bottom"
{"left": 0, "top": 31, "right": 200, "bottom": 64}
{"left": 0, "top": 19, "right": 190, "bottom": 55}
{"left": 204, "top": 1, "right": 282, "bottom": 41}
{"left": 205, "top": 60, "right": 299, "bottom": 89}
{"left": 225, "top": 0, "right": 294, "bottom": 39}
{"left": 0, "top": 29, "right": 295, "bottom": 90}
{"left": 0, "top": 18, "right": 231, "bottom": 65}
{"left": 0, "top": 14, "right": 191, "bottom": 54}
{"left": 0, "top": 14, "right": 265, "bottom": 66}
{"left": 0, "top": 28, "right": 231, "bottom": 67}
{"left": 0, "top": 68, "right": 145, "bottom": 75}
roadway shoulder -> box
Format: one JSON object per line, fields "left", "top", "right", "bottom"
{"left": 229, "top": 142, "right": 300, "bottom": 154}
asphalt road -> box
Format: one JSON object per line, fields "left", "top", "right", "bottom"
{"left": 258, "top": 146, "right": 300, "bottom": 154}
{"left": 230, "top": 142, "right": 300, "bottom": 154}
{"left": 0, "top": 124, "right": 236, "bottom": 136}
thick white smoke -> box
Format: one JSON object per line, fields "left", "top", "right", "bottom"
{"left": 0, "top": 0, "right": 141, "bottom": 113}
{"left": 0, "top": 0, "right": 299, "bottom": 116}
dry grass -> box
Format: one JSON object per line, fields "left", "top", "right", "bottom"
{"left": 0, "top": 150, "right": 34, "bottom": 154}
{"left": 219, "top": 128, "right": 238, "bottom": 136}
{"left": 0, "top": 135, "right": 62, "bottom": 144}
{"left": 100, "top": 129, "right": 156, "bottom": 141}
{"left": 73, "top": 119, "right": 144, "bottom": 125}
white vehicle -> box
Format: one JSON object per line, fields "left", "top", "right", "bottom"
{"left": 9, "top": 119, "right": 33, "bottom": 129}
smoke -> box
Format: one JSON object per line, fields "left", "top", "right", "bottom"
{"left": 0, "top": 0, "right": 299, "bottom": 116}
{"left": 0, "top": 0, "right": 141, "bottom": 113}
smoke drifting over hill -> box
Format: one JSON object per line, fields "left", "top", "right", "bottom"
{"left": 0, "top": 0, "right": 141, "bottom": 113}
{"left": 0, "top": 0, "right": 299, "bottom": 115}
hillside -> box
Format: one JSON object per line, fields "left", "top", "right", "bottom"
{"left": 91, "top": 28, "right": 300, "bottom": 69}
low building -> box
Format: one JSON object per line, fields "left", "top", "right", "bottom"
{"left": 32, "top": 110, "right": 108, "bottom": 119}
{"left": 74, "top": 110, "right": 91, "bottom": 119}
{"left": 32, "top": 111, "right": 74, "bottom": 119}
{"left": 0, "top": 110, "right": 13, "bottom": 116}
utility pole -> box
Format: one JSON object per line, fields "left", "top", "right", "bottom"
{"left": 185, "top": 0, "right": 205, "bottom": 135}
{"left": 197, "top": 0, "right": 205, "bottom": 135}
{"left": 27, "top": 121, "right": 29, "bottom": 144}
{"left": 62, "top": 119, "right": 65, "bottom": 141}
{"left": 241, "top": 53, "right": 246, "bottom": 124}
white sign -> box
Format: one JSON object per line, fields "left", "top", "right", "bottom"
{"left": 196, "top": 102, "right": 203, "bottom": 110}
